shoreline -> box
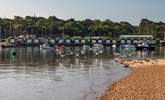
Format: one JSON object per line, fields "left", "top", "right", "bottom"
{"left": 99, "top": 59, "right": 165, "bottom": 100}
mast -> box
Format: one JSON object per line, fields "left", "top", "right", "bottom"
{"left": 0, "top": 26, "right": 1, "bottom": 40}
{"left": 50, "top": 21, "right": 53, "bottom": 38}
{"left": 164, "top": 31, "right": 165, "bottom": 40}
{"left": 9, "top": 20, "right": 12, "bottom": 38}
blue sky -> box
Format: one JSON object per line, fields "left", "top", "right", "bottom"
{"left": 0, "top": 0, "right": 165, "bottom": 25}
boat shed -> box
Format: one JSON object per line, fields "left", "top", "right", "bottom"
{"left": 119, "top": 35, "right": 154, "bottom": 40}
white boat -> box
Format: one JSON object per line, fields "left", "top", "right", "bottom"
{"left": 92, "top": 44, "right": 104, "bottom": 55}
{"left": 80, "top": 45, "right": 92, "bottom": 54}
{"left": 40, "top": 43, "right": 52, "bottom": 49}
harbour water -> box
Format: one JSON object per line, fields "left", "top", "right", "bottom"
{"left": 0, "top": 46, "right": 164, "bottom": 100}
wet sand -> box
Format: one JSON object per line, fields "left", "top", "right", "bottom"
{"left": 99, "top": 59, "right": 165, "bottom": 100}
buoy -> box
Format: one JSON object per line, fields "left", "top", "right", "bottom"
{"left": 10, "top": 48, "right": 16, "bottom": 61}
{"left": 11, "top": 49, "right": 16, "bottom": 56}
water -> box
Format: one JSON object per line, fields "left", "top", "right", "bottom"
{"left": 0, "top": 46, "right": 164, "bottom": 100}
{"left": 120, "top": 46, "right": 165, "bottom": 59}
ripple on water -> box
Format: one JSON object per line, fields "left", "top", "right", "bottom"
{"left": 2, "top": 47, "right": 165, "bottom": 100}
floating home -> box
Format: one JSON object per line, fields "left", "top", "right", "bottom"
{"left": 119, "top": 35, "right": 155, "bottom": 45}
{"left": 6, "top": 37, "right": 117, "bottom": 47}
{"left": 5, "top": 35, "right": 156, "bottom": 47}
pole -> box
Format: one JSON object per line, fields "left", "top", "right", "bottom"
{"left": 51, "top": 21, "right": 53, "bottom": 37}
{"left": 0, "top": 26, "right": 1, "bottom": 39}
{"left": 9, "top": 21, "right": 12, "bottom": 38}
{"left": 164, "top": 31, "right": 165, "bottom": 40}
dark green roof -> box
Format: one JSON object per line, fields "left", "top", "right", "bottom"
{"left": 119, "top": 35, "right": 153, "bottom": 40}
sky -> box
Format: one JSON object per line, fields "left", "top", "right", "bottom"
{"left": 0, "top": 0, "right": 165, "bottom": 25}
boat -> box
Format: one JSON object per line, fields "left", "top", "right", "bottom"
{"left": 135, "top": 42, "right": 155, "bottom": 51}
{"left": 80, "top": 45, "right": 92, "bottom": 54}
{"left": 0, "top": 42, "right": 15, "bottom": 48}
{"left": 120, "top": 44, "right": 136, "bottom": 51}
{"left": 40, "top": 43, "right": 52, "bottom": 49}
{"left": 136, "top": 45, "right": 155, "bottom": 51}
{"left": 160, "top": 42, "right": 165, "bottom": 46}
{"left": 92, "top": 44, "right": 104, "bottom": 55}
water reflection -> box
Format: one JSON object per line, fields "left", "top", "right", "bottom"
{"left": 0, "top": 46, "right": 165, "bottom": 65}
{"left": 0, "top": 46, "right": 164, "bottom": 100}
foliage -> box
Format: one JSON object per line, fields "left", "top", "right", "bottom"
{"left": 0, "top": 16, "right": 165, "bottom": 39}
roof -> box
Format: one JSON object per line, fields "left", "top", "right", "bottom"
{"left": 119, "top": 35, "right": 154, "bottom": 40}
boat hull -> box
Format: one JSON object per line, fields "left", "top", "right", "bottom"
{"left": 136, "top": 46, "right": 155, "bottom": 51}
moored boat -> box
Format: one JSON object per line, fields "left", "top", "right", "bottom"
{"left": 40, "top": 43, "right": 52, "bottom": 49}
{"left": 1, "top": 42, "right": 15, "bottom": 48}
{"left": 135, "top": 42, "right": 155, "bottom": 51}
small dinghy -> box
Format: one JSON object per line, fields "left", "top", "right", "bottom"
{"left": 40, "top": 43, "right": 52, "bottom": 49}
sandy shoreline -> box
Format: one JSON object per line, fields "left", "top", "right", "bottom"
{"left": 99, "top": 59, "right": 165, "bottom": 100}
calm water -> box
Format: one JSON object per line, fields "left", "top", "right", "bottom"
{"left": 0, "top": 46, "right": 164, "bottom": 100}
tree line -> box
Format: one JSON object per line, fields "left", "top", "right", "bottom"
{"left": 0, "top": 16, "right": 165, "bottom": 39}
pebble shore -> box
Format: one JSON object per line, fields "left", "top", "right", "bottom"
{"left": 99, "top": 59, "right": 165, "bottom": 100}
